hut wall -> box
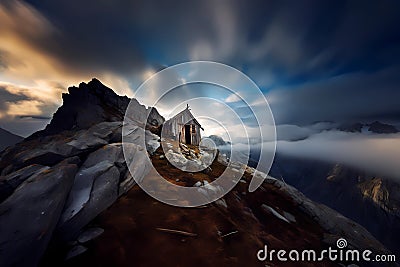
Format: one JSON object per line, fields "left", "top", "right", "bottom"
{"left": 163, "top": 109, "right": 202, "bottom": 145}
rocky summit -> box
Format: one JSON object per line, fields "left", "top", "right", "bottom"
{"left": 0, "top": 79, "right": 393, "bottom": 267}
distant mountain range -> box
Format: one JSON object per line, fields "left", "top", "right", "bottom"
{"left": 0, "top": 128, "right": 23, "bottom": 152}
{"left": 338, "top": 121, "right": 399, "bottom": 134}
{"left": 207, "top": 135, "right": 231, "bottom": 146}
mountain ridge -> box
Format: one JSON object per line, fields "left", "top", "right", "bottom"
{"left": 338, "top": 121, "right": 399, "bottom": 134}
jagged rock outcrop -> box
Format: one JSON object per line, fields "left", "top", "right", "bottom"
{"left": 0, "top": 79, "right": 164, "bottom": 267}
{"left": 358, "top": 177, "right": 400, "bottom": 216}
{"left": 30, "top": 78, "right": 164, "bottom": 138}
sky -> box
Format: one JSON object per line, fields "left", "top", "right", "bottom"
{"left": 0, "top": 0, "right": 400, "bottom": 177}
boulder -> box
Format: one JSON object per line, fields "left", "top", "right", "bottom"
{"left": 59, "top": 143, "right": 127, "bottom": 225}
{"left": 60, "top": 161, "right": 115, "bottom": 224}
{"left": 57, "top": 165, "right": 119, "bottom": 241}
{"left": 0, "top": 164, "right": 49, "bottom": 202}
{"left": 77, "top": 227, "right": 104, "bottom": 243}
{"left": 65, "top": 245, "right": 87, "bottom": 261}
{"left": 123, "top": 143, "right": 151, "bottom": 185}
{"left": 0, "top": 160, "right": 78, "bottom": 267}
{"left": 122, "top": 122, "right": 160, "bottom": 154}
{"left": 67, "top": 122, "right": 122, "bottom": 151}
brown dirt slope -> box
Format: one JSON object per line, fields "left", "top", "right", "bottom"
{"left": 42, "top": 147, "right": 338, "bottom": 267}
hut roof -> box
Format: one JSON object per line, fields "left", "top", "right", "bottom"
{"left": 167, "top": 106, "right": 204, "bottom": 130}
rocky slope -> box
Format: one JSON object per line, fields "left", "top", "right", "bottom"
{"left": 42, "top": 151, "right": 391, "bottom": 267}
{"left": 0, "top": 79, "right": 394, "bottom": 267}
{"left": 270, "top": 154, "right": 400, "bottom": 258}
{"left": 0, "top": 79, "right": 164, "bottom": 266}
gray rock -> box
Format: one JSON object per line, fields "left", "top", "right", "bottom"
{"left": 0, "top": 164, "right": 49, "bottom": 202}
{"left": 118, "top": 172, "right": 136, "bottom": 196}
{"left": 57, "top": 166, "right": 120, "bottom": 241}
{"left": 82, "top": 143, "right": 125, "bottom": 167}
{"left": 67, "top": 122, "right": 122, "bottom": 151}
{"left": 60, "top": 161, "right": 115, "bottom": 224}
{"left": 65, "top": 245, "right": 87, "bottom": 261}
{"left": 58, "top": 142, "right": 149, "bottom": 241}
{"left": 145, "top": 130, "right": 160, "bottom": 154}
{"left": 67, "top": 133, "right": 108, "bottom": 151}
{"left": 261, "top": 204, "right": 290, "bottom": 223}
{"left": 147, "top": 107, "right": 165, "bottom": 127}
{"left": 0, "top": 164, "right": 13, "bottom": 176}
{"left": 77, "top": 227, "right": 104, "bottom": 243}
{"left": 124, "top": 98, "right": 164, "bottom": 129}
{"left": 217, "top": 153, "right": 229, "bottom": 166}
{"left": 123, "top": 143, "right": 151, "bottom": 185}
{"left": 0, "top": 123, "right": 119, "bottom": 174}
{"left": 282, "top": 211, "right": 296, "bottom": 223}
{"left": 89, "top": 121, "right": 122, "bottom": 139}
{"left": 17, "top": 141, "right": 82, "bottom": 168}
{"left": 266, "top": 178, "right": 390, "bottom": 255}
{"left": 215, "top": 198, "right": 228, "bottom": 209}
{"left": 2, "top": 164, "right": 49, "bottom": 189}
{"left": 308, "top": 203, "right": 389, "bottom": 255}
{"left": 20, "top": 150, "right": 67, "bottom": 168}
{"left": 122, "top": 122, "right": 160, "bottom": 154}
{"left": 0, "top": 161, "right": 77, "bottom": 267}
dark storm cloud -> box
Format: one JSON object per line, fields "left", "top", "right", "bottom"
{"left": 15, "top": 2, "right": 389, "bottom": 70}
{"left": 0, "top": 84, "right": 55, "bottom": 136}
{"left": 0, "top": 85, "right": 52, "bottom": 136}
{"left": 1, "top": 0, "right": 144, "bottom": 76}
{"left": 1, "top": 0, "right": 399, "bottom": 136}
{"left": 268, "top": 66, "right": 400, "bottom": 125}
{"left": 0, "top": 86, "right": 29, "bottom": 112}
{"left": 0, "top": 83, "right": 59, "bottom": 120}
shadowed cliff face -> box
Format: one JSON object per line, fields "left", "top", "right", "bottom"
{"left": 0, "top": 79, "right": 393, "bottom": 267}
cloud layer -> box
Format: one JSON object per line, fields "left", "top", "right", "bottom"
{"left": 275, "top": 131, "right": 400, "bottom": 180}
